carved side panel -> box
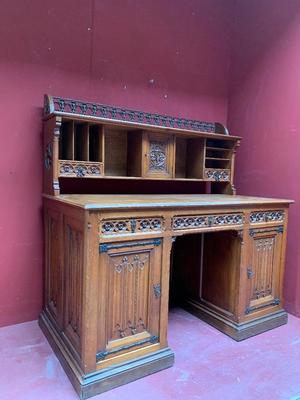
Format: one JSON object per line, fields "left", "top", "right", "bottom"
{"left": 204, "top": 168, "right": 230, "bottom": 181}
{"left": 63, "top": 218, "right": 84, "bottom": 354}
{"left": 97, "top": 240, "right": 162, "bottom": 362}
{"left": 45, "top": 209, "right": 63, "bottom": 327}
{"left": 59, "top": 160, "right": 103, "bottom": 177}
{"left": 246, "top": 228, "right": 283, "bottom": 314}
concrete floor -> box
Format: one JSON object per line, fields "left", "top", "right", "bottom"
{"left": 1, "top": 309, "right": 300, "bottom": 400}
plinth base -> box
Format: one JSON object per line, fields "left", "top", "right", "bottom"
{"left": 39, "top": 311, "right": 174, "bottom": 399}
{"left": 183, "top": 300, "right": 288, "bottom": 341}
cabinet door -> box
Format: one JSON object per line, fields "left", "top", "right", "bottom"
{"left": 143, "top": 132, "right": 174, "bottom": 178}
{"left": 97, "top": 239, "right": 162, "bottom": 363}
{"left": 245, "top": 227, "right": 283, "bottom": 315}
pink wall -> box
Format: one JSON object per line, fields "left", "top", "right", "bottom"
{"left": 228, "top": 0, "right": 300, "bottom": 315}
{"left": 0, "top": 0, "right": 233, "bottom": 326}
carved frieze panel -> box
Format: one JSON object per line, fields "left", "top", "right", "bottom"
{"left": 59, "top": 160, "right": 103, "bottom": 177}
{"left": 172, "top": 213, "right": 244, "bottom": 230}
{"left": 101, "top": 220, "right": 130, "bottom": 234}
{"left": 204, "top": 168, "right": 230, "bottom": 181}
{"left": 249, "top": 210, "right": 284, "bottom": 224}
{"left": 101, "top": 217, "right": 164, "bottom": 235}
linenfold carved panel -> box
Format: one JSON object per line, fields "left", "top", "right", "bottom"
{"left": 107, "top": 250, "right": 151, "bottom": 341}
{"left": 172, "top": 213, "right": 244, "bottom": 230}
{"left": 245, "top": 226, "right": 283, "bottom": 314}
{"left": 46, "top": 211, "right": 62, "bottom": 324}
{"left": 251, "top": 237, "right": 275, "bottom": 300}
{"left": 249, "top": 210, "right": 284, "bottom": 224}
{"left": 64, "top": 223, "right": 83, "bottom": 353}
{"left": 59, "top": 160, "right": 103, "bottom": 177}
{"left": 101, "top": 217, "right": 164, "bottom": 235}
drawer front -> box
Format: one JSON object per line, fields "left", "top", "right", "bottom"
{"left": 100, "top": 217, "right": 164, "bottom": 237}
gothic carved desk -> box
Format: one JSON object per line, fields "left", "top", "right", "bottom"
{"left": 39, "top": 95, "right": 292, "bottom": 399}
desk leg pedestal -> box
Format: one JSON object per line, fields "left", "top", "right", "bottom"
{"left": 183, "top": 300, "right": 288, "bottom": 341}
{"left": 39, "top": 312, "right": 175, "bottom": 399}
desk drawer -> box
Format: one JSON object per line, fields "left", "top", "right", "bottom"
{"left": 100, "top": 217, "right": 164, "bottom": 236}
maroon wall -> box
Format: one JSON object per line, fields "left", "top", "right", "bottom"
{"left": 0, "top": 0, "right": 233, "bottom": 326}
{"left": 228, "top": 0, "right": 300, "bottom": 315}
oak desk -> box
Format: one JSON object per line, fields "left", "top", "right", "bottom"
{"left": 40, "top": 193, "right": 291, "bottom": 399}
{"left": 40, "top": 95, "right": 292, "bottom": 399}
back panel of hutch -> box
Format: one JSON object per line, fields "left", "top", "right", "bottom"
{"left": 40, "top": 95, "right": 292, "bottom": 399}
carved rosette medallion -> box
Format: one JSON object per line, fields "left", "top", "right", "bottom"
{"left": 204, "top": 169, "right": 230, "bottom": 181}
{"left": 149, "top": 141, "right": 167, "bottom": 172}
{"left": 102, "top": 220, "right": 129, "bottom": 234}
{"left": 59, "top": 161, "right": 103, "bottom": 177}
{"left": 249, "top": 210, "right": 284, "bottom": 224}
{"left": 172, "top": 213, "right": 244, "bottom": 230}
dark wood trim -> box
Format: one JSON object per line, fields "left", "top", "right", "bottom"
{"left": 44, "top": 94, "right": 232, "bottom": 137}
{"left": 39, "top": 311, "right": 174, "bottom": 399}
{"left": 183, "top": 299, "right": 288, "bottom": 341}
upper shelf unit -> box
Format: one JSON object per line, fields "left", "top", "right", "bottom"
{"left": 43, "top": 95, "right": 241, "bottom": 195}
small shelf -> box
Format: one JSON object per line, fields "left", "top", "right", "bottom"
{"left": 206, "top": 157, "right": 231, "bottom": 161}
{"left": 206, "top": 139, "right": 235, "bottom": 149}
{"left": 175, "top": 137, "right": 205, "bottom": 179}
{"left": 206, "top": 146, "right": 231, "bottom": 151}
{"left": 59, "top": 121, "right": 104, "bottom": 163}
{"left": 205, "top": 159, "right": 231, "bottom": 168}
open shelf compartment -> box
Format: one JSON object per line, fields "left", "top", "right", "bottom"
{"left": 58, "top": 120, "right": 104, "bottom": 178}
{"left": 175, "top": 137, "right": 205, "bottom": 179}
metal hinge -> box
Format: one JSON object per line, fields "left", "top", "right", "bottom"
{"left": 247, "top": 267, "right": 254, "bottom": 279}
{"left": 153, "top": 283, "right": 161, "bottom": 298}
{"left": 245, "top": 298, "right": 280, "bottom": 315}
{"left": 96, "top": 335, "right": 159, "bottom": 362}
{"left": 99, "top": 238, "right": 162, "bottom": 253}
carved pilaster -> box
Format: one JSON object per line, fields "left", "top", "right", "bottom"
{"left": 52, "top": 117, "right": 62, "bottom": 195}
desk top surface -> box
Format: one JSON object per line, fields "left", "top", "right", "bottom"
{"left": 45, "top": 194, "right": 293, "bottom": 210}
